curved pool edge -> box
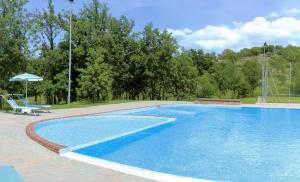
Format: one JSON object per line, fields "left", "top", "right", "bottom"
{"left": 62, "top": 152, "right": 217, "bottom": 182}
{"left": 25, "top": 104, "right": 171, "bottom": 154}
{"left": 26, "top": 119, "right": 67, "bottom": 153}
{"left": 26, "top": 112, "right": 105, "bottom": 153}
{"left": 27, "top": 116, "right": 173, "bottom": 154}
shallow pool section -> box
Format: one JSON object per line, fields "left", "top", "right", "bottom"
{"left": 34, "top": 115, "right": 174, "bottom": 150}
{"left": 70, "top": 105, "right": 300, "bottom": 182}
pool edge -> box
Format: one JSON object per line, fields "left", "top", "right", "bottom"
{"left": 26, "top": 119, "right": 66, "bottom": 153}
{"left": 61, "top": 152, "right": 217, "bottom": 182}
{"left": 26, "top": 104, "right": 169, "bottom": 153}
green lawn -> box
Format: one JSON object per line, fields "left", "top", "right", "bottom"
{"left": 51, "top": 99, "right": 139, "bottom": 109}
{"left": 241, "top": 96, "right": 300, "bottom": 104}
{"left": 0, "top": 99, "right": 139, "bottom": 111}
{"left": 241, "top": 97, "right": 257, "bottom": 104}
{"left": 267, "top": 96, "right": 300, "bottom": 104}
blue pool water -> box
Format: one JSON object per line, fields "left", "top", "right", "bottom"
{"left": 35, "top": 115, "right": 173, "bottom": 147}
{"left": 72, "top": 105, "right": 300, "bottom": 182}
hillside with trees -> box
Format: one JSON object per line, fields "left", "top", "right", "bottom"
{"left": 0, "top": 0, "right": 299, "bottom": 104}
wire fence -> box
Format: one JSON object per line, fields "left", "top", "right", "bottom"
{"left": 266, "top": 58, "right": 300, "bottom": 103}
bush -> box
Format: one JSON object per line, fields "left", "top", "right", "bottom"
{"left": 222, "top": 90, "right": 238, "bottom": 99}
{"left": 196, "top": 74, "right": 218, "bottom": 98}
{"left": 253, "top": 87, "right": 262, "bottom": 97}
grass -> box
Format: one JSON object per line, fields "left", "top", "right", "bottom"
{"left": 0, "top": 99, "right": 140, "bottom": 111}
{"left": 240, "top": 97, "right": 257, "bottom": 104}
{"left": 51, "top": 99, "right": 139, "bottom": 109}
{"left": 267, "top": 96, "right": 300, "bottom": 104}
{"left": 241, "top": 96, "right": 300, "bottom": 104}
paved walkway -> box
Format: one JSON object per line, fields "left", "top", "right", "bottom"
{"left": 0, "top": 101, "right": 190, "bottom": 182}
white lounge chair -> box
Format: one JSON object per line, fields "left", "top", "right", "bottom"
{"left": 6, "top": 99, "right": 39, "bottom": 116}
{"left": 15, "top": 94, "right": 51, "bottom": 112}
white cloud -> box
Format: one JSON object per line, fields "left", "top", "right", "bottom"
{"left": 268, "top": 12, "right": 279, "bottom": 18}
{"left": 283, "top": 8, "right": 300, "bottom": 16}
{"left": 169, "top": 28, "right": 192, "bottom": 37}
{"left": 168, "top": 16, "right": 300, "bottom": 53}
{"left": 266, "top": 9, "right": 300, "bottom": 19}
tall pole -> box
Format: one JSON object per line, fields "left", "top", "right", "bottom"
{"left": 67, "top": 0, "right": 73, "bottom": 107}
{"left": 265, "top": 50, "right": 268, "bottom": 100}
{"left": 262, "top": 43, "right": 266, "bottom": 103}
{"left": 262, "top": 53, "right": 265, "bottom": 102}
{"left": 289, "top": 62, "right": 292, "bottom": 103}
{"left": 26, "top": 80, "right": 28, "bottom": 105}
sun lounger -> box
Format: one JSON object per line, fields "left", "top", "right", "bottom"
{"left": 15, "top": 94, "right": 51, "bottom": 112}
{"left": 6, "top": 99, "right": 39, "bottom": 116}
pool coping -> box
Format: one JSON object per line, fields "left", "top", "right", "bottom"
{"left": 62, "top": 152, "right": 215, "bottom": 182}
{"left": 27, "top": 118, "right": 66, "bottom": 153}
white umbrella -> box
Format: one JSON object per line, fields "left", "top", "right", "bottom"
{"left": 9, "top": 73, "right": 43, "bottom": 102}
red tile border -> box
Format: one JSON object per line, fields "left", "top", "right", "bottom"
{"left": 26, "top": 113, "right": 114, "bottom": 153}
{"left": 26, "top": 118, "right": 66, "bottom": 153}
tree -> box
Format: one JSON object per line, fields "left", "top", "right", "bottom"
{"left": 221, "top": 49, "right": 238, "bottom": 63}
{"left": 60, "top": 0, "right": 113, "bottom": 101}
{"left": 78, "top": 50, "right": 112, "bottom": 102}
{"left": 196, "top": 73, "right": 218, "bottom": 98}
{"left": 0, "top": 0, "right": 28, "bottom": 94}
{"left": 142, "top": 24, "right": 178, "bottom": 100}
{"left": 33, "top": 0, "right": 61, "bottom": 50}
{"left": 213, "top": 61, "right": 251, "bottom": 98}
{"left": 171, "top": 54, "right": 198, "bottom": 100}
{"left": 185, "top": 49, "right": 216, "bottom": 75}
{"left": 106, "top": 16, "right": 137, "bottom": 99}
{"left": 242, "top": 59, "right": 261, "bottom": 91}
{"left": 281, "top": 45, "right": 300, "bottom": 63}
{"left": 54, "top": 69, "right": 68, "bottom": 103}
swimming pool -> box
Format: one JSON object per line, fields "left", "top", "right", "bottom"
{"left": 33, "top": 104, "right": 300, "bottom": 181}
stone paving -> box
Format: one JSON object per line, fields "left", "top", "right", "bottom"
{"left": 0, "top": 101, "right": 190, "bottom": 182}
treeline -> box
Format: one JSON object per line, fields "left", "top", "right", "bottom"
{"left": 1, "top": 0, "right": 300, "bottom": 104}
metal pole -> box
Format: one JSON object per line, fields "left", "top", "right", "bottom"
{"left": 265, "top": 60, "right": 268, "bottom": 100}
{"left": 26, "top": 80, "right": 28, "bottom": 105}
{"left": 262, "top": 58, "right": 264, "bottom": 102}
{"left": 289, "top": 62, "right": 292, "bottom": 103}
{"left": 262, "top": 44, "right": 266, "bottom": 103}
{"left": 67, "top": 2, "right": 73, "bottom": 107}
{"left": 263, "top": 43, "right": 268, "bottom": 102}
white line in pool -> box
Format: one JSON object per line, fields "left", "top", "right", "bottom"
{"left": 59, "top": 116, "right": 175, "bottom": 154}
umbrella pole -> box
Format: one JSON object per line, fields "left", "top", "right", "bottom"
{"left": 26, "top": 80, "right": 28, "bottom": 106}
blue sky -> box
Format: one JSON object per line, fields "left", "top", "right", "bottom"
{"left": 26, "top": 0, "right": 300, "bottom": 52}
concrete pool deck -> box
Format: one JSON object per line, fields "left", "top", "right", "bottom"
{"left": 1, "top": 101, "right": 300, "bottom": 182}
{"left": 0, "top": 101, "right": 192, "bottom": 182}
